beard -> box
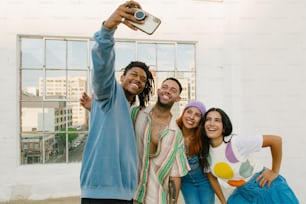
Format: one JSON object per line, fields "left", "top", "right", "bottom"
{"left": 156, "top": 95, "right": 174, "bottom": 109}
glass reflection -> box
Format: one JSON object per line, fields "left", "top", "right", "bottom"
{"left": 46, "top": 40, "right": 66, "bottom": 68}
{"left": 68, "top": 41, "right": 88, "bottom": 69}
{"left": 115, "top": 41, "right": 135, "bottom": 70}
{"left": 177, "top": 44, "right": 195, "bottom": 71}
{"left": 44, "top": 70, "right": 67, "bottom": 99}
{"left": 21, "top": 70, "right": 43, "bottom": 99}
{"left": 21, "top": 38, "right": 43, "bottom": 69}
{"left": 138, "top": 43, "right": 157, "bottom": 68}
{"left": 157, "top": 44, "right": 175, "bottom": 71}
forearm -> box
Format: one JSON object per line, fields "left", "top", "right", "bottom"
{"left": 169, "top": 177, "right": 181, "bottom": 204}
{"left": 271, "top": 137, "right": 282, "bottom": 174}
{"left": 207, "top": 172, "right": 227, "bottom": 204}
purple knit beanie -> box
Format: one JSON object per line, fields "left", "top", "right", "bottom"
{"left": 184, "top": 101, "right": 206, "bottom": 117}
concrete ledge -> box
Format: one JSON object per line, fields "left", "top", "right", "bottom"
{"left": 0, "top": 196, "right": 80, "bottom": 204}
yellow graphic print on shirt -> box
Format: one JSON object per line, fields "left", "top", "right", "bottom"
{"left": 210, "top": 142, "right": 254, "bottom": 187}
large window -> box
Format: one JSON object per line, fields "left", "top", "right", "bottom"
{"left": 19, "top": 35, "right": 196, "bottom": 164}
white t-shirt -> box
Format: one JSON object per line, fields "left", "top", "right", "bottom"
{"left": 208, "top": 134, "right": 264, "bottom": 187}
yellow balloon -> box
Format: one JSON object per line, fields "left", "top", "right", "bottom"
{"left": 214, "top": 162, "right": 234, "bottom": 179}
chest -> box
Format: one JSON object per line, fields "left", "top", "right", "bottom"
{"left": 149, "top": 120, "right": 169, "bottom": 155}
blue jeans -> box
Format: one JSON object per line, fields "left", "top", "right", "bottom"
{"left": 181, "top": 156, "right": 215, "bottom": 204}
{"left": 228, "top": 169, "right": 299, "bottom": 204}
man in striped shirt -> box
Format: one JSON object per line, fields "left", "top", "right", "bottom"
{"left": 80, "top": 77, "right": 190, "bottom": 204}
{"left": 131, "top": 77, "right": 190, "bottom": 204}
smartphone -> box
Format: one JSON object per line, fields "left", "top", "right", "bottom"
{"left": 128, "top": 8, "right": 161, "bottom": 35}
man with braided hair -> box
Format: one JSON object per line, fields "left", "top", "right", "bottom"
{"left": 80, "top": 1, "right": 154, "bottom": 204}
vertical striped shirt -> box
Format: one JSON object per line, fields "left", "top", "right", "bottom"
{"left": 131, "top": 105, "right": 190, "bottom": 204}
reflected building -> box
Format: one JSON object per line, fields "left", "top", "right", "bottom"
{"left": 38, "top": 76, "right": 87, "bottom": 128}
{"left": 21, "top": 94, "right": 73, "bottom": 164}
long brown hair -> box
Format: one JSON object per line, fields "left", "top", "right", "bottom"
{"left": 176, "top": 109, "right": 203, "bottom": 156}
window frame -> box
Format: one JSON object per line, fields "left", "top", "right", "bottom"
{"left": 18, "top": 34, "right": 197, "bottom": 165}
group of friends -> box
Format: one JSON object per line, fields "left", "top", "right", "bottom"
{"left": 79, "top": 1, "right": 299, "bottom": 204}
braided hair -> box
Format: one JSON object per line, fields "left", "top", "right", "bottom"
{"left": 122, "top": 61, "right": 154, "bottom": 108}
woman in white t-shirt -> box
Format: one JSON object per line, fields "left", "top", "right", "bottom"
{"left": 203, "top": 107, "right": 299, "bottom": 204}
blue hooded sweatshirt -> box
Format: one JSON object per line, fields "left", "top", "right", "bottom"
{"left": 80, "top": 25, "right": 138, "bottom": 200}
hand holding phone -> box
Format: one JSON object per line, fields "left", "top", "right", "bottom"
{"left": 128, "top": 7, "right": 161, "bottom": 35}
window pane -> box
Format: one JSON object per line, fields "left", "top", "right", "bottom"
{"left": 21, "top": 101, "right": 44, "bottom": 165}
{"left": 46, "top": 40, "right": 66, "bottom": 68}
{"left": 68, "top": 101, "right": 86, "bottom": 126}
{"left": 68, "top": 131, "right": 86, "bottom": 162}
{"left": 44, "top": 132, "right": 58, "bottom": 163}
{"left": 157, "top": 44, "right": 175, "bottom": 71}
{"left": 44, "top": 70, "right": 67, "bottom": 99}
{"left": 177, "top": 44, "right": 195, "bottom": 71}
{"left": 67, "top": 70, "right": 88, "bottom": 100}
{"left": 21, "top": 101, "right": 43, "bottom": 133}
{"left": 68, "top": 41, "right": 88, "bottom": 69}
{"left": 21, "top": 132, "right": 44, "bottom": 164}
{"left": 138, "top": 43, "right": 157, "bottom": 68}
{"left": 42, "top": 101, "right": 70, "bottom": 132}
{"left": 21, "top": 70, "right": 42, "bottom": 99}
{"left": 115, "top": 42, "right": 136, "bottom": 71}
{"left": 43, "top": 103, "right": 72, "bottom": 163}
{"left": 176, "top": 72, "right": 194, "bottom": 101}
{"left": 46, "top": 131, "right": 66, "bottom": 164}
{"left": 21, "top": 38, "right": 43, "bottom": 69}
{"left": 154, "top": 71, "right": 175, "bottom": 85}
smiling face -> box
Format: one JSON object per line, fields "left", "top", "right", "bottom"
{"left": 204, "top": 111, "right": 224, "bottom": 147}
{"left": 157, "top": 79, "right": 181, "bottom": 107}
{"left": 120, "top": 67, "right": 147, "bottom": 100}
{"left": 182, "top": 107, "right": 202, "bottom": 130}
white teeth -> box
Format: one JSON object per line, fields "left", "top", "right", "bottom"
{"left": 187, "top": 120, "right": 193, "bottom": 125}
{"left": 162, "top": 95, "right": 170, "bottom": 100}
{"left": 130, "top": 83, "right": 139, "bottom": 89}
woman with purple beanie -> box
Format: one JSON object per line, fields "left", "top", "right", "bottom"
{"left": 176, "top": 101, "right": 220, "bottom": 204}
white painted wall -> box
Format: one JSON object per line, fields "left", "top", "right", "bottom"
{"left": 1, "top": 0, "right": 305, "bottom": 202}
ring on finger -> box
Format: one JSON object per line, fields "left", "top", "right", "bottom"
{"left": 121, "top": 17, "right": 126, "bottom": 23}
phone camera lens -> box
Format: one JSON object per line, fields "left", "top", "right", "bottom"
{"left": 134, "top": 10, "right": 146, "bottom": 21}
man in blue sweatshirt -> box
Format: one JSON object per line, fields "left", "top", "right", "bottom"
{"left": 80, "top": 1, "right": 154, "bottom": 203}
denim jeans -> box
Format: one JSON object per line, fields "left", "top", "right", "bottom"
{"left": 181, "top": 156, "right": 215, "bottom": 204}
{"left": 228, "top": 169, "right": 299, "bottom": 204}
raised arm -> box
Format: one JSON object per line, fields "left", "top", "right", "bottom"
{"left": 92, "top": 1, "right": 143, "bottom": 100}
